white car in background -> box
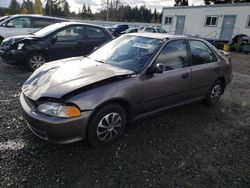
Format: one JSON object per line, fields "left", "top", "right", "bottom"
{"left": 0, "top": 14, "right": 68, "bottom": 43}
{"left": 139, "top": 26, "right": 167, "bottom": 33}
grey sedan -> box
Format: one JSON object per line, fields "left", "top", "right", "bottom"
{"left": 20, "top": 33, "right": 232, "bottom": 147}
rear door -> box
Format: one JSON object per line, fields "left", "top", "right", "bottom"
{"left": 188, "top": 40, "right": 221, "bottom": 99}
{"left": 143, "top": 39, "right": 191, "bottom": 113}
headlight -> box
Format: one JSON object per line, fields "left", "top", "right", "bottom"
{"left": 17, "top": 43, "right": 24, "bottom": 50}
{"left": 37, "top": 102, "right": 81, "bottom": 118}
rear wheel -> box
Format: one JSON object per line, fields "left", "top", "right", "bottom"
{"left": 205, "top": 80, "right": 223, "bottom": 106}
{"left": 26, "top": 52, "right": 47, "bottom": 71}
{"left": 87, "top": 104, "right": 127, "bottom": 147}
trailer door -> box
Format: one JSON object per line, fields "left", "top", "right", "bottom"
{"left": 220, "top": 15, "right": 236, "bottom": 41}
{"left": 175, "top": 16, "right": 185, "bottom": 35}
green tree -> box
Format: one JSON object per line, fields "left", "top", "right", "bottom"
{"left": 81, "top": 4, "right": 87, "bottom": 18}
{"left": 174, "top": 0, "right": 188, "bottom": 6}
{"left": 63, "top": 1, "right": 70, "bottom": 17}
{"left": 0, "top": 7, "right": 9, "bottom": 16}
{"left": 45, "top": 0, "right": 68, "bottom": 17}
{"left": 34, "top": 0, "right": 43, "bottom": 14}
{"left": 8, "top": 0, "right": 20, "bottom": 14}
{"left": 21, "top": 0, "right": 34, "bottom": 14}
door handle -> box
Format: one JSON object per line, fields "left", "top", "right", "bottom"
{"left": 181, "top": 73, "right": 189, "bottom": 79}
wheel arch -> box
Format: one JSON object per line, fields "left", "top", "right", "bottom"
{"left": 0, "top": 36, "right": 4, "bottom": 43}
{"left": 27, "top": 50, "right": 49, "bottom": 62}
{"left": 88, "top": 98, "right": 133, "bottom": 128}
{"left": 217, "top": 76, "right": 226, "bottom": 93}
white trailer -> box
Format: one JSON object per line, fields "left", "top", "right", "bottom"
{"left": 161, "top": 3, "right": 250, "bottom": 41}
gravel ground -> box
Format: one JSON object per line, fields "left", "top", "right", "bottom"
{"left": 0, "top": 53, "right": 249, "bottom": 188}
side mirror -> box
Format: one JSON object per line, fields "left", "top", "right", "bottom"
{"left": 6, "top": 22, "right": 14, "bottom": 28}
{"left": 147, "top": 63, "right": 164, "bottom": 74}
{"left": 51, "top": 35, "right": 57, "bottom": 44}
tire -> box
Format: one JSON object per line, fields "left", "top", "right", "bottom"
{"left": 205, "top": 80, "right": 223, "bottom": 106}
{"left": 26, "top": 52, "right": 47, "bottom": 71}
{"left": 87, "top": 104, "right": 127, "bottom": 147}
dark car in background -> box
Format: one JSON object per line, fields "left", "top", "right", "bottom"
{"left": 20, "top": 33, "right": 232, "bottom": 147}
{"left": 0, "top": 22, "right": 113, "bottom": 70}
{"left": 107, "top": 24, "right": 129, "bottom": 36}
{"left": 0, "top": 14, "right": 69, "bottom": 43}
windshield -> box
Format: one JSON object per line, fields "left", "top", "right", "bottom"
{"left": 33, "top": 23, "right": 64, "bottom": 37}
{"left": 0, "top": 16, "right": 10, "bottom": 25}
{"left": 88, "top": 35, "right": 163, "bottom": 72}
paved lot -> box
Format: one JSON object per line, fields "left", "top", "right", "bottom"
{"left": 0, "top": 53, "right": 249, "bottom": 187}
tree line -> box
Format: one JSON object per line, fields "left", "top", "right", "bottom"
{"left": 0, "top": 0, "right": 43, "bottom": 15}
{"left": 1, "top": 0, "right": 250, "bottom": 23}
{"left": 0, "top": 0, "right": 161, "bottom": 23}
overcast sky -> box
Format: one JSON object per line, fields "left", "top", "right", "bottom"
{"left": 0, "top": 0, "right": 205, "bottom": 13}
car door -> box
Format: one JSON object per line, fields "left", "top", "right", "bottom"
{"left": 187, "top": 40, "right": 221, "bottom": 99}
{"left": 46, "top": 25, "right": 86, "bottom": 61}
{"left": 142, "top": 39, "right": 191, "bottom": 113}
{"left": 3, "top": 17, "right": 33, "bottom": 38}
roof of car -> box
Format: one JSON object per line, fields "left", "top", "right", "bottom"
{"left": 126, "top": 33, "right": 186, "bottom": 40}
{"left": 7, "top": 14, "right": 68, "bottom": 21}
{"left": 53, "top": 21, "right": 107, "bottom": 28}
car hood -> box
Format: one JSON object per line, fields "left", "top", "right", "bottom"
{"left": 22, "top": 56, "right": 134, "bottom": 101}
{"left": 2, "top": 35, "right": 39, "bottom": 46}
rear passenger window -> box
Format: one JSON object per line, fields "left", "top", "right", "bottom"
{"left": 155, "top": 40, "right": 188, "bottom": 71}
{"left": 32, "top": 18, "right": 55, "bottom": 28}
{"left": 86, "top": 27, "right": 105, "bottom": 38}
{"left": 189, "top": 40, "right": 217, "bottom": 65}
{"left": 7, "top": 17, "right": 31, "bottom": 28}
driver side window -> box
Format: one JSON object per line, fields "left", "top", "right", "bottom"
{"left": 55, "top": 26, "right": 85, "bottom": 42}
{"left": 155, "top": 40, "right": 188, "bottom": 71}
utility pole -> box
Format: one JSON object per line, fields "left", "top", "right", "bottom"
{"left": 106, "top": 0, "right": 109, "bottom": 21}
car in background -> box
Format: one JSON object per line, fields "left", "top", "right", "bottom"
{"left": 229, "top": 34, "right": 250, "bottom": 53}
{"left": 0, "top": 14, "right": 69, "bottom": 43}
{"left": 0, "top": 22, "right": 113, "bottom": 70}
{"left": 107, "top": 24, "right": 129, "bottom": 36}
{"left": 139, "top": 26, "right": 167, "bottom": 33}
{"left": 120, "top": 28, "right": 138, "bottom": 35}
{"left": 20, "top": 33, "right": 232, "bottom": 147}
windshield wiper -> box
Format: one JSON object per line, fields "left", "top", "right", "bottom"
{"left": 94, "top": 59, "right": 105, "bottom": 64}
{"left": 85, "top": 56, "right": 105, "bottom": 64}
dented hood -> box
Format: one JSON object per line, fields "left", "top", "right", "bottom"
{"left": 22, "top": 56, "right": 134, "bottom": 101}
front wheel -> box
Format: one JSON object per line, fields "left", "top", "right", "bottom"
{"left": 26, "top": 52, "right": 47, "bottom": 71}
{"left": 205, "top": 80, "right": 223, "bottom": 106}
{"left": 87, "top": 104, "right": 127, "bottom": 147}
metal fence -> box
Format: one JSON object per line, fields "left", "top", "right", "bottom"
{"left": 70, "top": 19, "right": 160, "bottom": 28}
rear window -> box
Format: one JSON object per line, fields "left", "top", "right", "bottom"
{"left": 32, "top": 18, "right": 55, "bottom": 28}
{"left": 86, "top": 27, "right": 106, "bottom": 38}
